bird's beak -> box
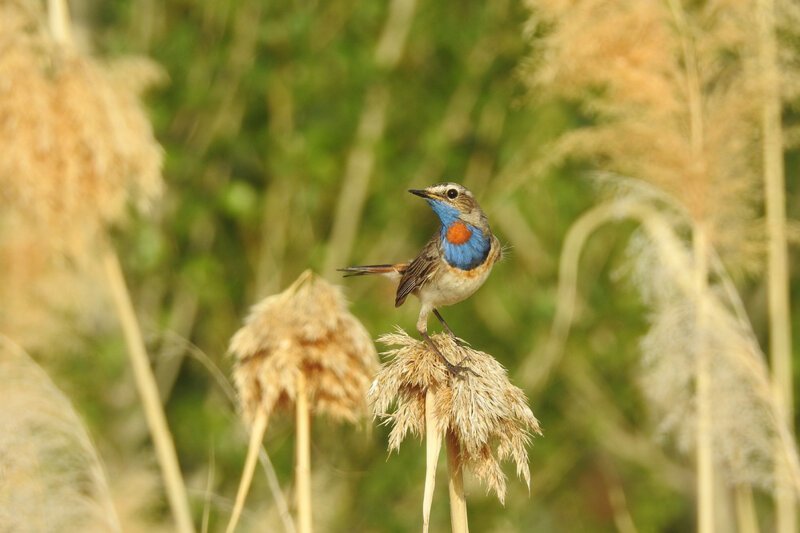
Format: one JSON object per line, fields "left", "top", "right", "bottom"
{"left": 408, "top": 188, "right": 435, "bottom": 200}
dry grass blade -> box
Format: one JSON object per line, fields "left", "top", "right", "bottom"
{"left": 423, "top": 389, "right": 442, "bottom": 533}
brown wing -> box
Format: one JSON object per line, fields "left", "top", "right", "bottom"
{"left": 395, "top": 233, "right": 441, "bottom": 307}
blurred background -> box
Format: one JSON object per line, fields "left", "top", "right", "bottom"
{"left": 2, "top": 0, "right": 800, "bottom": 531}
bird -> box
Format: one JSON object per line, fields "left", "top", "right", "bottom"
{"left": 339, "top": 182, "right": 502, "bottom": 375}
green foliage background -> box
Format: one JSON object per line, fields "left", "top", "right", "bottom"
{"left": 47, "top": 0, "right": 800, "bottom": 531}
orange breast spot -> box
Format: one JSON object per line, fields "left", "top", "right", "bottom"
{"left": 446, "top": 222, "right": 472, "bottom": 245}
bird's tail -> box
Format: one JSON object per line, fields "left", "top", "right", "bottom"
{"left": 338, "top": 263, "right": 408, "bottom": 277}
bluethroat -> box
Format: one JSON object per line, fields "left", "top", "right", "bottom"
{"left": 340, "top": 182, "right": 502, "bottom": 375}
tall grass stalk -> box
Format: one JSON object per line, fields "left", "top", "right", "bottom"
{"left": 446, "top": 431, "right": 469, "bottom": 533}
{"left": 692, "top": 224, "right": 714, "bottom": 533}
{"left": 756, "top": 0, "right": 796, "bottom": 530}
{"left": 663, "top": 1, "right": 718, "bottom": 522}
{"left": 423, "top": 389, "right": 443, "bottom": 533}
{"left": 103, "top": 250, "right": 195, "bottom": 533}
{"left": 735, "top": 485, "right": 761, "bottom": 533}
{"left": 47, "top": 0, "right": 72, "bottom": 47}
{"left": 295, "top": 372, "right": 312, "bottom": 533}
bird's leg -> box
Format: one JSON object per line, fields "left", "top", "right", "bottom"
{"left": 418, "top": 307, "right": 472, "bottom": 377}
{"left": 432, "top": 309, "right": 467, "bottom": 346}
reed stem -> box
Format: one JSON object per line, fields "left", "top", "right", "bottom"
{"left": 446, "top": 431, "right": 469, "bottom": 533}
{"left": 756, "top": 0, "right": 796, "bottom": 530}
{"left": 226, "top": 410, "right": 268, "bottom": 533}
{"left": 423, "top": 388, "right": 443, "bottom": 533}
{"left": 295, "top": 372, "right": 312, "bottom": 533}
{"left": 693, "top": 224, "right": 714, "bottom": 533}
{"left": 735, "top": 484, "right": 761, "bottom": 533}
{"left": 103, "top": 249, "right": 195, "bottom": 533}
{"left": 47, "top": 0, "right": 73, "bottom": 47}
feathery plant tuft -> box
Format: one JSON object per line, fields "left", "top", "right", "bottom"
{"left": 228, "top": 270, "right": 379, "bottom": 533}
{"left": 626, "top": 208, "right": 800, "bottom": 492}
{"left": 0, "top": 2, "right": 162, "bottom": 250}
{"left": 0, "top": 3, "right": 193, "bottom": 531}
{"left": 0, "top": 2, "right": 164, "bottom": 348}
{"left": 230, "top": 270, "right": 380, "bottom": 426}
{"left": 0, "top": 337, "right": 121, "bottom": 532}
{"left": 527, "top": 0, "right": 769, "bottom": 274}
{"left": 370, "top": 329, "right": 541, "bottom": 531}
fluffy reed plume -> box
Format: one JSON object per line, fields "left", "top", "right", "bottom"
{"left": 527, "top": 1, "right": 800, "bottom": 530}
{"left": 227, "top": 270, "right": 379, "bottom": 533}
{"left": 0, "top": 1, "right": 163, "bottom": 346}
{"left": 0, "top": 215, "right": 109, "bottom": 350}
{"left": 625, "top": 214, "right": 800, "bottom": 491}
{"left": 0, "top": 337, "right": 121, "bottom": 532}
{"left": 0, "top": 5, "right": 195, "bottom": 532}
{"left": 0, "top": 2, "right": 163, "bottom": 250}
{"left": 370, "top": 330, "right": 541, "bottom": 531}
{"left": 527, "top": 0, "right": 768, "bottom": 273}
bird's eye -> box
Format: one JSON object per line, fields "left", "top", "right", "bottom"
{"left": 446, "top": 188, "right": 458, "bottom": 199}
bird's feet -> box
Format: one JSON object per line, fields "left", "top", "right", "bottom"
{"left": 432, "top": 309, "right": 468, "bottom": 347}
{"left": 420, "top": 331, "right": 475, "bottom": 378}
{"left": 440, "top": 356, "right": 476, "bottom": 378}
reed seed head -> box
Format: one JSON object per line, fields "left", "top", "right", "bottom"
{"left": 230, "top": 271, "right": 380, "bottom": 427}
{"left": 0, "top": 339, "right": 120, "bottom": 532}
{"left": 370, "top": 329, "right": 541, "bottom": 504}
{"left": 0, "top": 2, "right": 164, "bottom": 253}
{"left": 527, "top": 0, "right": 771, "bottom": 274}
{"left": 630, "top": 228, "right": 800, "bottom": 490}
{"left": 0, "top": 3, "right": 164, "bottom": 347}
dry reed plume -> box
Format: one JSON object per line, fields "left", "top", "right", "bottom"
{"left": 0, "top": 4, "right": 194, "bottom": 531}
{"left": 0, "top": 337, "right": 121, "bottom": 532}
{"left": 0, "top": 2, "right": 163, "bottom": 249}
{"left": 0, "top": 214, "right": 109, "bottom": 350}
{"left": 230, "top": 270, "right": 380, "bottom": 426}
{"left": 625, "top": 211, "right": 800, "bottom": 491}
{"left": 228, "top": 270, "right": 379, "bottom": 533}
{"left": 0, "top": 1, "right": 164, "bottom": 347}
{"left": 370, "top": 330, "right": 540, "bottom": 531}
{"left": 527, "top": 0, "right": 800, "bottom": 530}
{"left": 527, "top": 0, "right": 780, "bottom": 273}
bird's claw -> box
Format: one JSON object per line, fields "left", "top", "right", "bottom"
{"left": 441, "top": 356, "right": 477, "bottom": 378}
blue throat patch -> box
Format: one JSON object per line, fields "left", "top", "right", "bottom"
{"left": 427, "top": 199, "right": 490, "bottom": 270}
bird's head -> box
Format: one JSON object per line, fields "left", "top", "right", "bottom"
{"left": 408, "top": 182, "right": 487, "bottom": 229}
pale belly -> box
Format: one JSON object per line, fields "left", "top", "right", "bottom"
{"left": 417, "top": 244, "right": 499, "bottom": 308}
